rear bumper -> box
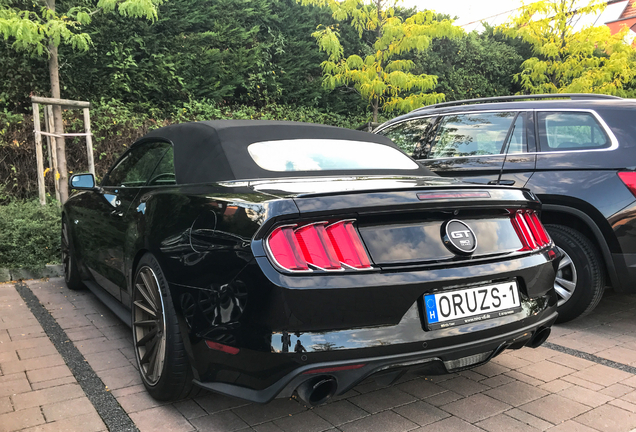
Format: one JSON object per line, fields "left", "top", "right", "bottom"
{"left": 180, "top": 247, "right": 559, "bottom": 402}
{"left": 193, "top": 309, "right": 558, "bottom": 403}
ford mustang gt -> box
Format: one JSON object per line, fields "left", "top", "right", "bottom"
{"left": 62, "top": 120, "right": 559, "bottom": 405}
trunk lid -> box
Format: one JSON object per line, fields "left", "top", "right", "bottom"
{"left": 252, "top": 176, "right": 539, "bottom": 267}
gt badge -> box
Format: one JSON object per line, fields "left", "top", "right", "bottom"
{"left": 442, "top": 219, "right": 477, "bottom": 255}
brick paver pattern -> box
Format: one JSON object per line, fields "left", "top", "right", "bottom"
{"left": 2, "top": 278, "right": 636, "bottom": 432}
{"left": 0, "top": 281, "right": 107, "bottom": 432}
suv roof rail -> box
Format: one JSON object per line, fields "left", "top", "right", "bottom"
{"left": 411, "top": 93, "right": 623, "bottom": 112}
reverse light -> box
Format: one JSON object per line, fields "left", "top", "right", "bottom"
{"left": 510, "top": 210, "right": 551, "bottom": 252}
{"left": 266, "top": 220, "right": 372, "bottom": 272}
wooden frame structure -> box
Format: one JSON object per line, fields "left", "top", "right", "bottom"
{"left": 31, "top": 96, "right": 94, "bottom": 205}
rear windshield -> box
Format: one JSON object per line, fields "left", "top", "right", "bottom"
{"left": 247, "top": 139, "right": 419, "bottom": 172}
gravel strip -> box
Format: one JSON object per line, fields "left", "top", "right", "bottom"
{"left": 544, "top": 341, "right": 636, "bottom": 375}
{"left": 15, "top": 281, "right": 139, "bottom": 432}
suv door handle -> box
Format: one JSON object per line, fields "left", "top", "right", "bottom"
{"left": 488, "top": 179, "right": 515, "bottom": 186}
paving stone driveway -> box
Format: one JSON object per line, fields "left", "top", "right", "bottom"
{"left": 2, "top": 278, "right": 636, "bottom": 432}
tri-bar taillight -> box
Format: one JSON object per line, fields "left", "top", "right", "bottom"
{"left": 510, "top": 210, "right": 551, "bottom": 251}
{"left": 266, "top": 220, "right": 372, "bottom": 272}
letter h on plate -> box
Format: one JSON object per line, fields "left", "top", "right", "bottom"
{"left": 424, "top": 295, "right": 439, "bottom": 324}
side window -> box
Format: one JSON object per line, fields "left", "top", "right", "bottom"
{"left": 538, "top": 112, "right": 610, "bottom": 151}
{"left": 148, "top": 146, "right": 176, "bottom": 186}
{"left": 103, "top": 142, "right": 171, "bottom": 187}
{"left": 429, "top": 112, "right": 517, "bottom": 159}
{"left": 377, "top": 117, "right": 434, "bottom": 156}
{"left": 507, "top": 114, "right": 527, "bottom": 154}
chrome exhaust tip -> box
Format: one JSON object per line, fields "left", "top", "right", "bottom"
{"left": 295, "top": 376, "right": 337, "bottom": 407}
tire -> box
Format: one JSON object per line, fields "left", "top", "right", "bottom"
{"left": 61, "top": 217, "right": 84, "bottom": 291}
{"left": 132, "top": 253, "right": 199, "bottom": 401}
{"left": 546, "top": 224, "right": 605, "bottom": 323}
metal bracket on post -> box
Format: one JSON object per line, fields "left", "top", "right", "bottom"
{"left": 32, "top": 103, "right": 46, "bottom": 206}
{"left": 45, "top": 105, "right": 61, "bottom": 202}
{"left": 83, "top": 107, "right": 95, "bottom": 175}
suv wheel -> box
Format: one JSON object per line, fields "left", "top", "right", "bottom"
{"left": 545, "top": 225, "right": 605, "bottom": 323}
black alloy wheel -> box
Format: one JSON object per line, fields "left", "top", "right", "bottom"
{"left": 132, "top": 253, "right": 198, "bottom": 400}
{"left": 546, "top": 225, "right": 605, "bottom": 323}
{"left": 61, "top": 217, "right": 84, "bottom": 291}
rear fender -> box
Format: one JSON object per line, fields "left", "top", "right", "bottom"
{"left": 541, "top": 204, "right": 620, "bottom": 291}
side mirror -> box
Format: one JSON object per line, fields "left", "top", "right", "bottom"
{"left": 69, "top": 173, "right": 96, "bottom": 190}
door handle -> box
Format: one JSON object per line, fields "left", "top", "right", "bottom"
{"left": 488, "top": 180, "right": 515, "bottom": 186}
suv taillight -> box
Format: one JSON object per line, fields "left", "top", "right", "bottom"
{"left": 618, "top": 172, "right": 636, "bottom": 198}
{"left": 266, "top": 220, "right": 372, "bottom": 272}
{"left": 510, "top": 210, "right": 551, "bottom": 251}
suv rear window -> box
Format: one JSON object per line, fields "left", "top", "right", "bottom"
{"left": 430, "top": 112, "right": 518, "bottom": 159}
{"left": 538, "top": 112, "right": 610, "bottom": 151}
{"left": 247, "top": 139, "right": 419, "bottom": 172}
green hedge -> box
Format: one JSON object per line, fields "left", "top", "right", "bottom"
{"left": 0, "top": 199, "right": 60, "bottom": 269}
{"left": 0, "top": 99, "right": 372, "bottom": 268}
{"left": 1, "top": 99, "right": 370, "bottom": 200}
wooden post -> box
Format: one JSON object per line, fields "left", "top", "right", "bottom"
{"left": 46, "top": 105, "right": 61, "bottom": 202}
{"left": 31, "top": 96, "right": 90, "bottom": 108}
{"left": 30, "top": 96, "right": 91, "bottom": 204}
{"left": 32, "top": 103, "right": 46, "bottom": 206}
{"left": 83, "top": 107, "right": 95, "bottom": 175}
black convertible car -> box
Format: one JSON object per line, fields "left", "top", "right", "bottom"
{"left": 63, "top": 120, "right": 559, "bottom": 406}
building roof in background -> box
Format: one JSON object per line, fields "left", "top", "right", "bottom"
{"left": 405, "top": 1, "right": 634, "bottom": 33}
{"left": 605, "top": 0, "right": 636, "bottom": 44}
{"left": 605, "top": 0, "right": 635, "bottom": 23}
{"left": 618, "top": 0, "right": 636, "bottom": 18}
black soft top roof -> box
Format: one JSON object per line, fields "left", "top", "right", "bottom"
{"left": 142, "top": 120, "right": 432, "bottom": 184}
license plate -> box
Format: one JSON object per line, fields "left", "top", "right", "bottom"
{"left": 423, "top": 281, "right": 521, "bottom": 330}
